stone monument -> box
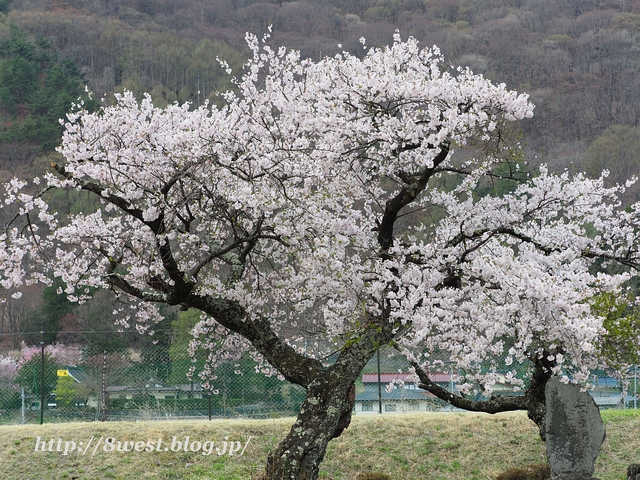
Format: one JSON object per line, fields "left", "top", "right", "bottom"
{"left": 545, "top": 376, "right": 606, "bottom": 480}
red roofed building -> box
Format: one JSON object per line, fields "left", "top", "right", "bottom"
{"left": 355, "top": 371, "right": 453, "bottom": 414}
{"left": 360, "top": 372, "right": 451, "bottom": 384}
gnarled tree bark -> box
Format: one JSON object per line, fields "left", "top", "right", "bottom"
{"left": 259, "top": 322, "right": 399, "bottom": 480}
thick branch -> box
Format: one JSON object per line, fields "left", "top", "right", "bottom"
{"left": 103, "top": 256, "right": 170, "bottom": 304}
{"left": 583, "top": 250, "right": 640, "bottom": 270}
{"left": 54, "top": 164, "right": 320, "bottom": 386}
{"left": 435, "top": 166, "right": 529, "bottom": 183}
{"left": 187, "top": 294, "right": 323, "bottom": 387}
{"left": 411, "top": 355, "right": 554, "bottom": 440}
{"left": 54, "top": 163, "right": 200, "bottom": 299}
{"left": 446, "top": 226, "right": 555, "bottom": 256}
{"left": 378, "top": 143, "right": 450, "bottom": 251}
{"left": 104, "top": 253, "right": 323, "bottom": 387}
{"left": 411, "top": 361, "right": 527, "bottom": 413}
{"left": 53, "top": 163, "right": 147, "bottom": 222}
{"left": 448, "top": 224, "right": 640, "bottom": 270}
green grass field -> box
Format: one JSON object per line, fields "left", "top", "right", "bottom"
{"left": 0, "top": 410, "right": 638, "bottom": 479}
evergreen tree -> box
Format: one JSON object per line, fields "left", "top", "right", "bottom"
{"left": 0, "top": 25, "right": 96, "bottom": 153}
{"left": 23, "top": 278, "right": 76, "bottom": 345}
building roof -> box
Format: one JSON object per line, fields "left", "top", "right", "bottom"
{"left": 592, "top": 395, "right": 624, "bottom": 406}
{"left": 106, "top": 383, "right": 204, "bottom": 393}
{"left": 66, "top": 366, "right": 92, "bottom": 383}
{"left": 361, "top": 372, "right": 450, "bottom": 384}
{"left": 356, "top": 389, "right": 434, "bottom": 401}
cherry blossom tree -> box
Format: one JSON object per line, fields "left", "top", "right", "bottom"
{"left": 397, "top": 168, "right": 640, "bottom": 438}
{"left": 2, "top": 32, "right": 640, "bottom": 479}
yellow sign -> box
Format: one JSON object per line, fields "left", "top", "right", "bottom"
{"left": 57, "top": 370, "right": 69, "bottom": 377}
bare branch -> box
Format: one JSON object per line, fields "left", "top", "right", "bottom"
{"left": 410, "top": 360, "right": 528, "bottom": 414}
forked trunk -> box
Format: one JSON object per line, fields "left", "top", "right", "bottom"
{"left": 260, "top": 375, "right": 356, "bottom": 480}
{"left": 258, "top": 329, "right": 396, "bottom": 480}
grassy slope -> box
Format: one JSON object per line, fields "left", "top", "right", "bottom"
{"left": 0, "top": 410, "right": 637, "bottom": 479}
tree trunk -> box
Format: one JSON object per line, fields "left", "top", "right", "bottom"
{"left": 261, "top": 376, "right": 356, "bottom": 480}
{"left": 523, "top": 357, "right": 554, "bottom": 441}
{"left": 259, "top": 323, "right": 397, "bottom": 480}
{"left": 185, "top": 296, "right": 399, "bottom": 480}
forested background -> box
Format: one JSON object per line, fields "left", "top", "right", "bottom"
{"left": 2, "top": 0, "right": 640, "bottom": 351}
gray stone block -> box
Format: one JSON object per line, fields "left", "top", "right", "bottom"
{"left": 549, "top": 473, "right": 598, "bottom": 480}
{"left": 545, "top": 377, "right": 606, "bottom": 478}
{"left": 550, "top": 475, "right": 600, "bottom": 480}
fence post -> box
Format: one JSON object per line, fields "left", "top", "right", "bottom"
{"left": 21, "top": 387, "right": 25, "bottom": 424}
{"left": 377, "top": 349, "right": 382, "bottom": 414}
{"left": 100, "top": 351, "right": 108, "bottom": 421}
{"left": 450, "top": 365, "right": 454, "bottom": 409}
{"left": 635, "top": 365, "right": 637, "bottom": 409}
{"left": 40, "top": 321, "right": 44, "bottom": 425}
{"left": 208, "top": 392, "right": 212, "bottom": 421}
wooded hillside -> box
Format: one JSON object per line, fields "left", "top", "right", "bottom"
{"left": 2, "top": 0, "right": 640, "bottom": 174}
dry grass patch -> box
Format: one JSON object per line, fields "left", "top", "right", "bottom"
{"left": 0, "top": 410, "right": 637, "bottom": 479}
{"left": 321, "top": 413, "right": 547, "bottom": 480}
{"left": 0, "top": 418, "right": 290, "bottom": 480}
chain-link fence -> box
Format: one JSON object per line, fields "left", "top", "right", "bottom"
{"left": 1, "top": 342, "right": 638, "bottom": 425}
{"left": 0, "top": 342, "right": 308, "bottom": 424}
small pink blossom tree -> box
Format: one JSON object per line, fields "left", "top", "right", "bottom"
{"left": 0, "top": 344, "right": 81, "bottom": 385}
{"left": 18, "top": 343, "right": 81, "bottom": 366}
{"left": 2, "top": 33, "right": 640, "bottom": 479}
